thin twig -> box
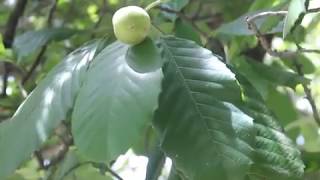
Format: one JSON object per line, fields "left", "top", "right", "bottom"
{"left": 308, "top": 7, "right": 320, "bottom": 13}
{"left": 22, "top": 0, "right": 59, "bottom": 85}
{"left": 106, "top": 166, "right": 124, "bottom": 180}
{"left": 61, "top": 161, "right": 92, "bottom": 178}
{"left": 296, "top": 43, "right": 320, "bottom": 54}
{"left": 90, "top": 0, "right": 108, "bottom": 39}
{"left": 297, "top": 47, "right": 320, "bottom": 54}
{"left": 47, "top": 0, "right": 58, "bottom": 27}
{"left": 62, "top": 162, "right": 123, "bottom": 180}
{"left": 22, "top": 46, "right": 47, "bottom": 85}
{"left": 192, "top": 13, "right": 221, "bottom": 21}
{"left": 61, "top": 0, "right": 75, "bottom": 25}
{"left": 293, "top": 60, "right": 320, "bottom": 126}
{"left": 191, "top": 2, "right": 203, "bottom": 20}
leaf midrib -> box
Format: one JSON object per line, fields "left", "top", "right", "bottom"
{"left": 162, "top": 40, "right": 238, "bottom": 162}
{"left": 162, "top": 42, "right": 212, "bottom": 132}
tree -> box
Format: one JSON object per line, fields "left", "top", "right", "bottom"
{"left": 0, "top": 0, "right": 320, "bottom": 179}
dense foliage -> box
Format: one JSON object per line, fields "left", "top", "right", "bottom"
{"left": 0, "top": 0, "right": 320, "bottom": 179}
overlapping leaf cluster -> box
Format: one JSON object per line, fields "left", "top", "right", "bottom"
{"left": 0, "top": 36, "right": 305, "bottom": 180}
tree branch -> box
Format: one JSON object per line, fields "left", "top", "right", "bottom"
{"left": 62, "top": 162, "right": 123, "bottom": 180}
{"left": 191, "top": 2, "right": 203, "bottom": 20}
{"left": 22, "top": 0, "right": 59, "bottom": 85}
{"left": 47, "top": 0, "right": 59, "bottom": 27}
{"left": 35, "top": 122, "right": 73, "bottom": 170}
{"left": 308, "top": 7, "right": 320, "bottom": 13}
{"left": 297, "top": 47, "right": 320, "bottom": 54}
{"left": 246, "top": 9, "right": 320, "bottom": 58}
{"left": 293, "top": 60, "right": 320, "bottom": 126}
{"left": 1, "top": 0, "right": 28, "bottom": 97}
{"left": 106, "top": 166, "right": 123, "bottom": 180}
{"left": 2, "top": 0, "right": 28, "bottom": 48}
{"left": 90, "top": 0, "right": 109, "bottom": 39}
{"left": 22, "top": 46, "right": 47, "bottom": 85}
{"left": 246, "top": 10, "right": 320, "bottom": 126}
{"left": 246, "top": 11, "right": 296, "bottom": 59}
{"left": 1, "top": 64, "right": 9, "bottom": 97}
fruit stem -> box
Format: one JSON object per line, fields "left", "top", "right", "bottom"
{"left": 145, "top": 0, "right": 162, "bottom": 11}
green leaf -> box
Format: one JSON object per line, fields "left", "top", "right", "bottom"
{"left": 298, "top": 120, "right": 320, "bottom": 152}
{"left": 126, "top": 38, "right": 164, "bottom": 73}
{"left": 235, "top": 57, "right": 270, "bottom": 99}
{"left": 217, "top": 10, "right": 282, "bottom": 36}
{"left": 260, "top": 16, "right": 284, "bottom": 34}
{"left": 160, "top": 0, "right": 189, "bottom": 21}
{"left": 234, "top": 71, "right": 305, "bottom": 180}
{"left": 248, "top": 0, "right": 281, "bottom": 11}
{"left": 283, "top": 54, "right": 316, "bottom": 74}
{"left": 0, "top": 35, "right": 5, "bottom": 53}
{"left": 131, "top": 124, "right": 157, "bottom": 156}
{"left": 154, "top": 37, "right": 255, "bottom": 180}
{"left": 285, "top": 25, "right": 306, "bottom": 43}
{"left": 174, "top": 19, "right": 201, "bottom": 45}
{"left": 6, "top": 173, "right": 26, "bottom": 180}
{"left": 7, "top": 159, "right": 41, "bottom": 180}
{"left": 0, "top": 40, "right": 101, "bottom": 179}
{"left": 283, "top": 0, "right": 309, "bottom": 38}
{"left": 266, "top": 88, "right": 298, "bottom": 126}
{"left": 302, "top": 151, "right": 320, "bottom": 172}
{"left": 244, "top": 59, "right": 310, "bottom": 89}
{"left": 13, "top": 28, "right": 79, "bottom": 60}
{"left": 72, "top": 41, "right": 163, "bottom": 162}
{"left": 0, "top": 35, "right": 13, "bottom": 61}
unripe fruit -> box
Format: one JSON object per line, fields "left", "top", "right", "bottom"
{"left": 112, "top": 6, "right": 151, "bottom": 45}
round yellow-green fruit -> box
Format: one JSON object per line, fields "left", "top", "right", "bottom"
{"left": 112, "top": 6, "right": 151, "bottom": 45}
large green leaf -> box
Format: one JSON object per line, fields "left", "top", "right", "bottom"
{"left": 283, "top": 0, "right": 309, "bottom": 38}
{"left": 72, "top": 41, "right": 163, "bottom": 162}
{"left": 0, "top": 40, "right": 102, "bottom": 179}
{"left": 154, "top": 37, "right": 255, "bottom": 180}
{"left": 13, "top": 28, "right": 79, "bottom": 60}
{"left": 234, "top": 71, "right": 305, "bottom": 180}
